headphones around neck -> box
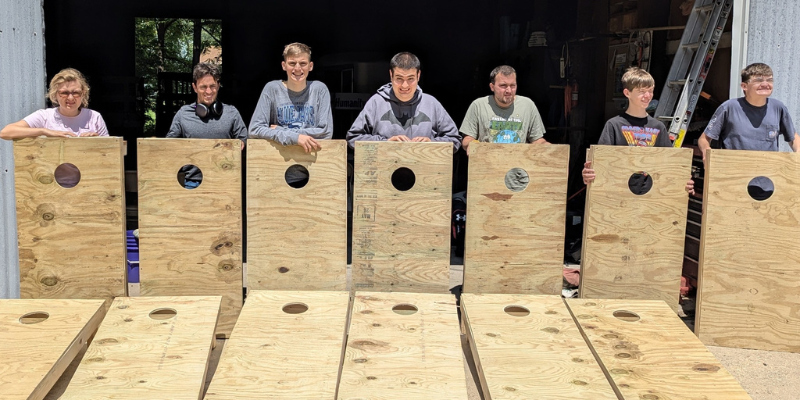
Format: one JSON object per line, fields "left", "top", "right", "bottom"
{"left": 195, "top": 101, "right": 223, "bottom": 118}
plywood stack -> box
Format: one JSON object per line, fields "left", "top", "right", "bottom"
{"left": 339, "top": 292, "right": 467, "bottom": 399}
{"left": 581, "top": 146, "right": 692, "bottom": 312}
{"left": 352, "top": 142, "right": 453, "bottom": 293}
{"left": 246, "top": 140, "right": 347, "bottom": 291}
{"left": 14, "top": 137, "right": 126, "bottom": 302}
{"left": 463, "top": 143, "right": 569, "bottom": 295}
{"left": 696, "top": 149, "right": 800, "bottom": 352}
{"left": 60, "top": 296, "right": 221, "bottom": 399}
{"left": 137, "top": 138, "right": 242, "bottom": 337}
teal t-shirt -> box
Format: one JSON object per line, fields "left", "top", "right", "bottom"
{"left": 459, "top": 95, "right": 545, "bottom": 143}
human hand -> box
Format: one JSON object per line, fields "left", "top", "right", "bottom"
{"left": 270, "top": 124, "right": 278, "bottom": 129}
{"left": 582, "top": 161, "right": 595, "bottom": 185}
{"left": 411, "top": 137, "right": 431, "bottom": 142}
{"left": 79, "top": 131, "right": 100, "bottom": 137}
{"left": 298, "top": 134, "right": 321, "bottom": 153}
{"left": 686, "top": 179, "right": 695, "bottom": 196}
{"left": 45, "top": 129, "right": 77, "bottom": 138}
{"left": 388, "top": 135, "right": 411, "bottom": 142}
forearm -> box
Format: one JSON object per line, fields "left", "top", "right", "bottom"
{"left": 250, "top": 125, "right": 300, "bottom": 145}
{"left": 0, "top": 124, "right": 46, "bottom": 140}
{"left": 791, "top": 133, "right": 800, "bottom": 152}
{"left": 698, "top": 133, "right": 712, "bottom": 160}
{"left": 531, "top": 137, "right": 548, "bottom": 144}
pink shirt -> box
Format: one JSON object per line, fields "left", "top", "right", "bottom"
{"left": 23, "top": 107, "right": 109, "bottom": 136}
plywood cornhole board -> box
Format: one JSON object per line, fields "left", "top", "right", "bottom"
{"left": 14, "top": 137, "right": 126, "bottom": 302}
{"left": 338, "top": 291, "right": 467, "bottom": 399}
{"left": 352, "top": 142, "right": 453, "bottom": 293}
{"left": 581, "top": 146, "right": 692, "bottom": 312}
{"left": 463, "top": 143, "right": 569, "bottom": 295}
{"left": 137, "top": 138, "right": 242, "bottom": 337}
{"left": 567, "top": 298, "right": 750, "bottom": 400}
{"left": 696, "top": 149, "right": 800, "bottom": 352}
{"left": 0, "top": 299, "right": 106, "bottom": 400}
{"left": 60, "top": 296, "right": 221, "bottom": 399}
{"left": 246, "top": 140, "right": 347, "bottom": 291}
{"left": 205, "top": 290, "right": 350, "bottom": 399}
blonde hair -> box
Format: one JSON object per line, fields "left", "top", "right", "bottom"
{"left": 621, "top": 67, "right": 655, "bottom": 91}
{"left": 47, "top": 68, "right": 90, "bottom": 108}
{"left": 283, "top": 42, "right": 311, "bottom": 59}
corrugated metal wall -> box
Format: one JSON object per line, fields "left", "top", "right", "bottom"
{"left": 0, "top": 0, "right": 46, "bottom": 299}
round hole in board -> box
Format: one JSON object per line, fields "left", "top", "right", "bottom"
{"left": 613, "top": 310, "right": 641, "bottom": 322}
{"left": 19, "top": 311, "right": 50, "bottom": 324}
{"left": 54, "top": 163, "right": 80, "bottom": 188}
{"left": 747, "top": 176, "right": 774, "bottom": 201}
{"left": 504, "top": 167, "right": 529, "bottom": 192}
{"left": 282, "top": 302, "right": 309, "bottom": 314}
{"left": 177, "top": 165, "right": 202, "bottom": 189}
{"left": 391, "top": 167, "right": 416, "bottom": 191}
{"left": 149, "top": 308, "right": 177, "bottom": 320}
{"left": 504, "top": 305, "right": 530, "bottom": 317}
{"left": 285, "top": 164, "right": 310, "bottom": 189}
{"left": 392, "top": 304, "right": 418, "bottom": 315}
{"left": 628, "top": 171, "right": 653, "bottom": 195}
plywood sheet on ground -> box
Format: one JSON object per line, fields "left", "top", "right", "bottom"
{"left": 567, "top": 298, "right": 750, "bottom": 400}
{"left": 696, "top": 149, "right": 800, "bottom": 352}
{"left": 14, "top": 137, "right": 126, "bottom": 302}
{"left": 463, "top": 143, "right": 568, "bottom": 295}
{"left": 339, "top": 291, "right": 467, "bottom": 399}
{"left": 60, "top": 296, "right": 221, "bottom": 399}
{"left": 137, "top": 138, "right": 242, "bottom": 337}
{"left": 581, "top": 146, "right": 691, "bottom": 312}
{"left": 246, "top": 140, "right": 347, "bottom": 291}
{"left": 461, "top": 293, "right": 616, "bottom": 399}
{"left": 0, "top": 299, "right": 105, "bottom": 400}
{"left": 352, "top": 142, "right": 453, "bottom": 293}
{"left": 205, "top": 290, "right": 350, "bottom": 399}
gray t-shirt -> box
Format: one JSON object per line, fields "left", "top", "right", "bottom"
{"left": 704, "top": 97, "right": 796, "bottom": 151}
{"left": 249, "top": 80, "right": 333, "bottom": 145}
{"left": 460, "top": 95, "right": 545, "bottom": 143}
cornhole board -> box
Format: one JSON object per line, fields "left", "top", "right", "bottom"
{"left": 246, "top": 140, "right": 347, "bottom": 291}
{"left": 581, "top": 145, "right": 692, "bottom": 313}
{"left": 567, "top": 299, "right": 750, "bottom": 400}
{"left": 460, "top": 294, "right": 616, "bottom": 399}
{"left": 338, "top": 291, "right": 467, "bottom": 399}
{"left": 0, "top": 299, "right": 106, "bottom": 400}
{"left": 59, "top": 296, "right": 221, "bottom": 399}
{"left": 205, "top": 290, "right": 350, "bottom": 399}
{"left": 696, "top": 149, "right": 800, "bottom": 352}
{"left": 14, "top": 137, "right": 126, "bottom": 302}
{"left": 352, "top": 142, "right": 453, "bottom": 293}
{"left": 463, "top": 143, "right": 569, "bottom": 295}
{"left": 137, "top": 138, "right": 242, "bottom": 337}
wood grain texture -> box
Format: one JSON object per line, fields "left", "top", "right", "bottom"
{"left": 696, "top": 149, "right": 800, "bottom": 352}
{"left": 0, "top": 299, "right": 106, "bottom": 400}
{"left": 60, "top": 296, "right": 221, "bottom": 400}
{"left": 352, "top": 142, "right": 453, "bottom": 293}
{"left": 204, "top": 290, "right": 350, "bottom": 399}
{"left": 580, "top": 146, "right": 692, "bottom": 312}
{"left": 463, "top": 143, "right": 569, "bottom": 295}
{"left": 461, "top": 294, "right": 616, "bottom": 400}
{"left": 338, "top": 291, "right": 467, "bottom": 399}
{"left": 566, "top": 298, "right": 750, "bottom": 400}
{"left": 14, "top": 137, "right": 126, "bottom": 302}
{"left": 137, "top": 138, "right": 242, "bottom": 337}
{"left": 246, "top": 140, "right": 347, "bottom": 291}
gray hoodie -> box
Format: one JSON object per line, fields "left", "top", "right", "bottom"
{"left": 346, "top": 84, "right": 461, "bottom": 152}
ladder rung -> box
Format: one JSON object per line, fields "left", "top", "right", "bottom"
{"left": 657, "top": 116, "right": 675, "bottom": 121}
{"left": 682, "top": 42, "right": 701, "bottom": 49}
{"left": 669, "top": 79, "right": 687, "bottom": 87}
{"left": 695, "top": 4, "right": 715, "bottom": 12}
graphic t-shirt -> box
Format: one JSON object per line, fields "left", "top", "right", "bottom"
{"left": 598, "top": 113, "right": 671, "bottom": 147}
{"left": 459, "top": 95, "right": 545, "bottom": 143}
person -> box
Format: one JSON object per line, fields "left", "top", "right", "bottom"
{"left": 1, "top": 68, "right": 109, "bottom": 188}
{"left": 346, "top": 52, "right": 461, "bottom": 152}
{"left": 249, "top": 42, "right": 333, "bottom": 154}
{"left": 582, "top": 67, "right": 694, "bottom": 195}
{"left": 460, "top": 65, "right": 547, "bottom": 156}
{"left": 166, "top": 62, "right": 248, "bottom": 189}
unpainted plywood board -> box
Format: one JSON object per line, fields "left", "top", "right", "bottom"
{"left": 461, "top": 293, "right": 616, "bottom": 399}
{"left": 205, "top": 290, "right": 350, "bottom": 399}
{"left": 352, "top": 142, "right": 453, "bottom": 293}
{"left": 463, "top": 143, "right": 568, "bottom": 295}
{"left": 60, "top": 296, "right": 221, "bottom": 399}
{"left": 338, "top": 291, "right": 467, "bottom": 399}
{"left": 0, "top": 299, "right": 106, "bottom": 400}
{"left": 246, "top": 140, "right": 347, "bottom": 291}
{"left": 580, "top": 146, "right": 692, "bottom": 312}
{"left": 137, "top": 138, "right": 242, "bottom": 337}
{"left": 14, "top": 137, "right": 126, "bottom": 302}
{"left": 696, "top": 149, "right": 800, "bottom": 352}
{"left": 567, "top": 298, "right": 750, "bottom": 400}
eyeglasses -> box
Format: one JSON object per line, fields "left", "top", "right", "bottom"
{"left": 749, "top": 77, "right": 774, "bottom": 84}
{"left": 196, "top": 84, "right": 219, "bottom": 92}
{"left": 58, "top": 90, "right": 83, "bottom": 98}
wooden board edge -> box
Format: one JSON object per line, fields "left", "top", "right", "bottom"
{"left": 334, "top": 292, "right": 356, "bottom": 400}
{"left": 578, "top": 147, "right": 594, "bottom": 296}
{"left": 459, "top": 296, "right": 492, "bottom": 400}
{"left": 694, "top": 149, "right": 713, "bottom": 342}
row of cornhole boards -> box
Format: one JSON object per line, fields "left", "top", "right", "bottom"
{"left": 12, "top": 137, "right": 800, "bottom": 352}
{"left": 4, "top": 293, "right": 751, "bottom": 399}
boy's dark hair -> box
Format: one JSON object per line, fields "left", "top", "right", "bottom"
{"left": 490, "top": 65, "right": 516, "bottom": 83}
{"left": 741, "top": 63, "right": 773, "bottom": 83}
{"left": 193, "top": 63, "right": 221, "bottom": 84}
{"left": 390, "top": 52, "right": 421, "bottom": 72}
{"left": 621, "top": 67, "right": 655, "bottom": 91}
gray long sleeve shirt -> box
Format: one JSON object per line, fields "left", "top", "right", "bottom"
{"left": 249, "top": 80, "right": 333, "bottom": 145}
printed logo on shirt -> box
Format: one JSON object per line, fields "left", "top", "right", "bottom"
{"left": 277, "top": 104, "right": 316, "bottom": 129}
{"left": 621, "top": 125, "right": 661, "bottom": 146}
{"left": 489, "top": 116, "right": 523, "bottom": 143}
{"left": 769, "top": 130, "right": 778, "bottom": 138}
